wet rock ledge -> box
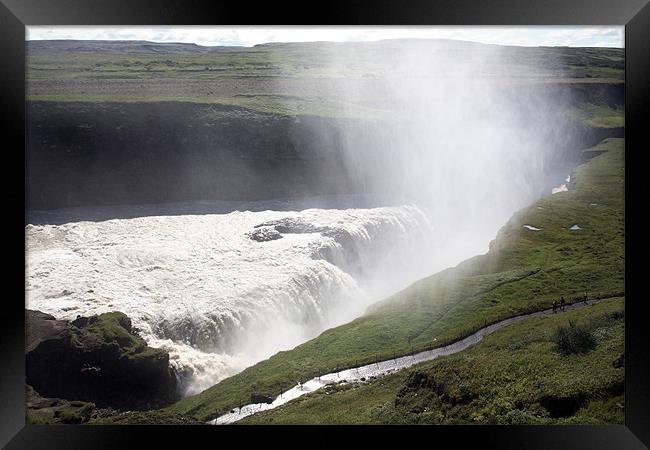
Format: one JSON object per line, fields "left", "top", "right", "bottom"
{"left": 26, "top": 309, "right": 179, "bottom": 412}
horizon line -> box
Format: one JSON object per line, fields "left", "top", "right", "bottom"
{"left": 24, "top": 37, "right": 624, "bottom": 49}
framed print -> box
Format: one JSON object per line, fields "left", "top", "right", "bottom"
{"left": 1, "top": 0, "right": 649, "bottom": 448}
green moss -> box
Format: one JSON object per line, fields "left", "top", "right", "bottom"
{"left": 78, "top": 403, "right": 96, "bottom": 422}
{"left": 26, "top": 414, "right": 51, "bottom": 425}
{"left": 90, "top": 410, "right": 204, "bottom": 425}
{"left": 82, "top": 312, "right": 150, "bottom": 356}
{"left": 59, "top": 410, "right": 83, "bottom": 424}
{"left": 570, "top": 103, "right": 624, "bottom": 128}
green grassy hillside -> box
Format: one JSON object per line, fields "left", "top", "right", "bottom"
{"left": 27, "top": 40, "right": 623, "bottom": 117}
{"left": 167, "top": 137, "right": 624, "bottom": 421}
{"left": 241, "top": 297, "right": 624, "bottom": 424}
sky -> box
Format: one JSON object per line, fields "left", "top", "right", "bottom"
{"left": 26, "top": 26, "right": 624, "bottom": 48}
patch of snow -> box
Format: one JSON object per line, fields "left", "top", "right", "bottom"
{"left": 523, "top": 225, "right": 543, "bottom": 231}
{"left": 551, "top": 174, "right": 571, "bottom": 195}
{"left": 551, "top": 184, "right": 568, "bottom": 195}
{"left": 569, "top": 224, "right": 582, "bottom": 231}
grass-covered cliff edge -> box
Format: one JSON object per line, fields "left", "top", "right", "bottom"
{"left": 168, "top": 137, "right": 624, "bottom": 423}
{"left": 27, "top": 40, "right": 623, "bottom": 109}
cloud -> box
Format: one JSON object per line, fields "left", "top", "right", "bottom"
{"left": 25, "top": 26, "right": 624, "bottom": 48}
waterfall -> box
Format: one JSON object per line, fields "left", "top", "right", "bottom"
{"left": 25, "top": 202, "right": 433, "bottom": 395}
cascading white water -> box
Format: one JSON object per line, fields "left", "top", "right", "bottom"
{"left": 25, "top": 202, "right": 435, "bottom": 395}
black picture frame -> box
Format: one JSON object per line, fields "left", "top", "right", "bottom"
{"left": 2, "top": 0, "right": 648, "bottom": 447}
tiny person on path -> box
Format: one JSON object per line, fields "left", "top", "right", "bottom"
{"left": 584, "top": 292, "right": 588, "bottom": 304}
{"left": 552, "top": 300, "right": 557, "bottom": 313}
{"left": 560, "top": 296, "right": 566, "bottom": 311}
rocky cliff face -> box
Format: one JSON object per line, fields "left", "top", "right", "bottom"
{"left": 26, "top": 309, "right": 179, "bottom": 410}
{"left": 27, "top": 102, "right": 361, "bottom": 210}
{"left": 26, "top": 83, "right": 623, "bottom": 212}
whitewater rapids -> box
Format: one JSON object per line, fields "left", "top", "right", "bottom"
{"left": 25, "top": 204, "right": 433, "bottom": 395}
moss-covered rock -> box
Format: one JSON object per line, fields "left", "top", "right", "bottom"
{"left": 26, "top": 309, "right": 179, "bottom": 410}
{"left": 89, "top": 409, "right": 205, "bottom": 425}
{"left": 26, "top": 384, "right": 96, "bottom": 424}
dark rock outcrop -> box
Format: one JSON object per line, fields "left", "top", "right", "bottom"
{"left": 249, "top": 217, "right": 362, "bottom": 269}
{"left": 399, "top": 371, "right": 437, "bottom": 392}
{"left": 26, "top": 384, "right": 96, "bottom": 424}
{"left": 247, "top": 227, "right": 283, "bottom": 242}
{"left": 539, "top": 393, "right": 587, "bottom": 418}
{"left": 250, "top": 393, "right": 274, "bottom": 404}
{"left": 613, "top": 352, "right": 625, "bottom": 368}
{"left": 254, "top": 217, "right": 323, "bottom": 234}
{"left": 26, "top": 384, "right": 203, "bottom": 424}
{"left": 252, "top": 217, "right": 356, "bottom": 245}
{"left": 26, "top": 309, "right": 179, "bottom": 410}
{"left": 27, "top": 102, "right": 361, "bottom": 211}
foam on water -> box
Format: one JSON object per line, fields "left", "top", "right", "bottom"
{"left": 25, "top": 204, "right": 433, "bottom": 395}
